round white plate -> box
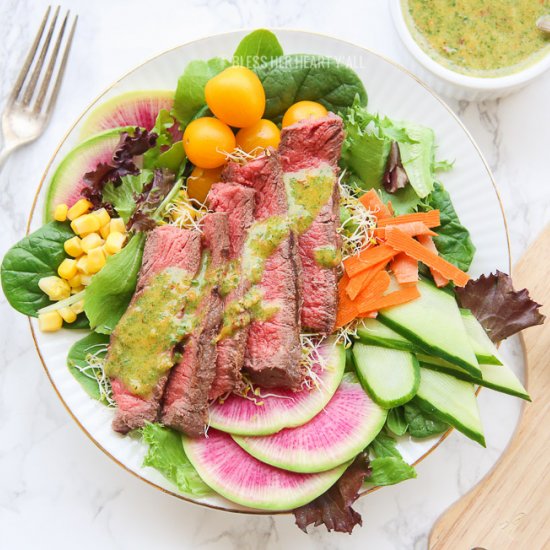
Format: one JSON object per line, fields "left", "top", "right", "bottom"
{"left": 27, "top": 30, "right": 510, "bottom": 513}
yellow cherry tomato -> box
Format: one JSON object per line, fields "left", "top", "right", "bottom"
{"left": 282, "top": 100, "right": 329, "bottom": 128}
{"left": 235, "top": 119, "right": 281, "bottom": 155}
{"left": 187, "top": 165, "right": 224, "bottom": 204}
{"left": 183, "top": 117, "right": 236, "bottom": 169}
{"left": 205, "top": 66, "right": 265, "bottom": 128}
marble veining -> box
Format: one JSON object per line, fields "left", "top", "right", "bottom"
{"left": 0, "top": 0, "right": 548, "bottom": 548}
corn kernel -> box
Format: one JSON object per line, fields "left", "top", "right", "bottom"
{"left": 93, "top": 207, "right": 111, "bottom": 227}
{"left": 76, "top": 255, "right": 89, "bottom": 274}
{"left": 59, "top": 307, "right": 77, "bottom": 324}
{"left": 38, "top": 276, "right": 71, "bottom": 301}
{"left": 87, "top": 247, "right": 106, "bottom": 273}
{"left": 71, "top": 299, "right": 85, "bottom": 315}
{"left": 71, "top": 285, "right": 85, "bottom": 294}
{"left": 71, "top": 214, "right": 101, "bottom": 236}
{"left": 58, "top": 258, "right": 78, "bottom": 280}
{"left": 38, "top": 310, "right": 63, "bottom": 332}
{"left": 64, "top": 236, "right": 83, "bottom": 257}
{"left": 99, "top": 223, "right": 111, "bottom": 239}
{"left": 67, "top": 198, "right": 93, "bottom": 221}
{"left": 80, "top": 274, "right": 93, "bottom": 286}
{"left": 54, "top": 204, "right": 68, "bottom": 222}
{"left": 68, "top": 273, "right": 82, "bottom": 288}
{"left": 110, "top": 218, "right": 126, "bottom": 234}
{"left": 81, "top": 232, "right": 104, "bottom": 253}
{"left": 104, "top": 231, "right": 126, "bottom": 255}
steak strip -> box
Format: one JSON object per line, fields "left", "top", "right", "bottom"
{"left": 279, "top": 114, "right": 344, "bottom": 333}
{"left": 108, "top": 226, "right": 202, "bottom": 434}
{"left": 208, "top": 182, "right": 256, "bottom": 400}
{"left": 223, "top": 153, "right": 302, "bottom": 390}
{"left": 161, "top": 213, "right": 229, "bottom": 436}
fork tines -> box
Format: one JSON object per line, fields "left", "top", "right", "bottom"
{"left": 9, "top": 5, "right": 78, "bottom": 117}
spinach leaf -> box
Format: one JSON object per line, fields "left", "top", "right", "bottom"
{"left": 172, "top": 57, "right": 230, "bottom": 128}
{"left": 255, "top": 54, "right": 367, "bottom": 121}
{"left": 103, "top": 171, "right": 154, "bottom": 223}
{"left": 233, "top": 29, "right": 283, "bottom": 68}
{"left": 66, "top": 313, "right": 90, "bottom": 330}
{"left": 84, "top": 232, "right": 145, "bottom": 334}
{"left": 404, "top": 400, "right": 449, "bottom": 438}
{"left": 386, "top": 407, "right": 408, "bottom": 437}
{"left": 1, "top": 222, "right": 74, "bottom": 316}
{"left": 368, "top": 432, "right": 416, "bottom": 486}
{"left": 67, "top": 332, "right": 111, "bottom": 402}
{"left": 142, "top": 423, "right": 211, "bottom": 496}
{"left": 369, "top": 457, "right": 417, "bottom": 486}
{"left": 421, "top": 182, "right": 476, "bottom": 271}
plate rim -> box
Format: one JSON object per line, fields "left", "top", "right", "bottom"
{"left": 25, "top": 28, "right": 512, "bottom": 514}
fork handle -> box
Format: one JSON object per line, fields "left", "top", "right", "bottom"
{"left": 0, "top": 142, "right": 18, "bottom": 170}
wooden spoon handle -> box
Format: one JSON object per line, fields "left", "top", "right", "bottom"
{"left": 429, "top": 225, "right": 550, "bottom": 549}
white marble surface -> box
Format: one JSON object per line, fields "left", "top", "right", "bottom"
{"left": 0, "top": 1, "right": 548, "bottom": 548}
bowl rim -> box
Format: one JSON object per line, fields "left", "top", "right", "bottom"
{"left": 25, "top": 27, "right": 512, "bottom": 515}
{"left": 390, "top": 0, "right": 550, "bottom": 91}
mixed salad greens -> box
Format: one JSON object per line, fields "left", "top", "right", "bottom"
{"left": 0, "top": 29, "right": 545, "bottom": 533}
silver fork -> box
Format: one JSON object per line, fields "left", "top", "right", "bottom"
{"left": 0, "top": 6, "right": 77, "bottom": 169}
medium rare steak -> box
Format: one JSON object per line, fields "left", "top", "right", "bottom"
{"left": 208, "top": 183, "right": 256, "bottom": 399}
{"left": 107, "top": 226, "right": 202, "bottom": 434}
{"left": 161, "top": 213, "right": 229, "bottom": 436}
{"left": 279, "top": 114, "right": 344, "bottom": 333}
{"left": 223, "top": 153, "right": 302, "bottom": 389}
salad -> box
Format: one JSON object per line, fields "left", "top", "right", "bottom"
{"left": 1, "top": 29, "right": 544, "bottom": 533}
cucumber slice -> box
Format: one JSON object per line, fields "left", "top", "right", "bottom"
{"left": 356, "top": 318, "right": 417, "bottom": 352}
{"left": 353, "top": 343, "right": 420, "bottom": 407}
{"left": 415, "top": 367, "right": 485, "bottom": 446}
{"left": 378, "top": 279, "right": 481, "bottom": 377}
{"left": 461, "top": 309, "right": 502, "bottom": 365}
{"left": 418, "top": 353, "right": 530, "bottom": 401}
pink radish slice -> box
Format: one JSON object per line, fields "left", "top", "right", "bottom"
{"left": 208, "top": 339, "right": 345, "bottom": 436}
{"left": 232, "top": 373, "right": 387, "bottom": 473}
{"left": 182, "top": 429, "right": 349, "bottom": 511}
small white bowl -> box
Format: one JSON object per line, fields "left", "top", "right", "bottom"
{"left": 390, "top": 0, "right": 550, "bottom": 101}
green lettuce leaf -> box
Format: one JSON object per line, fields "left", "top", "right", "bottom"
{"left": 386, "top": 407, "right": 408, "bottom": 437}
{"left": 142, "top": 423, "right": 211, "bottom": 496}
{"left": 84, "top": 232, "right": 146, "bottom": 334}
{"left": 421, "top": 182, "right": 476, "bottom": 271}
{"left": 103, "top": 171, "right": 154, "bottom": 223}
{"left": 233, "top": 29, "right": 283, "bottom": 68}
{"left": 172, "top": 58, "right": 230, "bottom": 129}
{"left": 404, "top": 401, "right": 449, "bottom": 438}
{"left": 368, "top": 432, "right": 416, "bottom": 486}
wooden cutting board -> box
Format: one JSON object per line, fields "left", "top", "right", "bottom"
{"left": 429, "top": 225, "right": 550, "bottom": 549}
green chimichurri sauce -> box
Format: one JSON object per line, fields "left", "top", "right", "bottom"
{"left": 104, "top": 268, "right": 193, "bottom": 397}
{"left": 313, "top": 245, "right": 342, "bottom": 268}
{"left": 403, "top": 0, "right": 550, "bottom": 77}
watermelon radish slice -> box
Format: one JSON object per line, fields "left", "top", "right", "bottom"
{"left": 44, "top": 127, "right": 132, "bottom": 222}
{"left": 182, "top": 429, "right": 349, "bottom": 511}
{"left": 208, "top": 339, "right": 346, "bottom": 436}
{"left": 232, "top": 373, "right": 387, "bottom": 473}
{"left": 79, "top": 90, "right": 175, "bottom": 139}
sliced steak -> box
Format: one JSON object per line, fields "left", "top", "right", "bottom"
{"left": 279, "top": 114, "right": 344, "bottom": 333}
{"left": 161, "top": 213, "right": 229, "bottom": 436}
{"left": 207, "top": 183, "right": 256, "bottom": 400}
{"left": 223, "top": 153, "right": 302, "bottom": 389}
{"left": 107, "top": 226, "right": 202, "bottom": 434}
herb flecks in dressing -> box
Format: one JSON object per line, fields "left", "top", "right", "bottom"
{"left": 104, "top": 268, "right": 193, "bottom": 397}
{"left": 403, "top": 0, "right": 550, "bottom": 77}
{"left": 314, "top": 245, "right": 342, "bottom": 268}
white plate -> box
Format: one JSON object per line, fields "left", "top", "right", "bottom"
{"left": 27, "top": 30, "right": 510, "bottom": 513}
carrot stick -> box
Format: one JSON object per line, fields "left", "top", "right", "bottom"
{"left": 355, "top": 271, "right": 391, "bottom": 312}
{"left": 391, "top": 252, "right": 418, "bottom": 285}
{"left": 377, "top": 210, "right": 441, "bottom": 228}
{"left": 385, "top": 227, "right": 469, "bottom": 287}
{"left": 344, "top": 244, "right": 397, "bottom": 278}
{"left": 375, "top": 221, "right": 437, "bottom": 239}
{"left": 345, "top": 259, "right": 389, "bottom": 300}
{"left": 336, "top": 274, "right": 358, "bottom": 328}
{"left": 358, "top": 285, "right": 421, "bottom": 315}
{"left": 359, "top": 189, "right": 392, "bottom": 219}
{"left": 416, "top": 235, "right": 449, "bottom": 287}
